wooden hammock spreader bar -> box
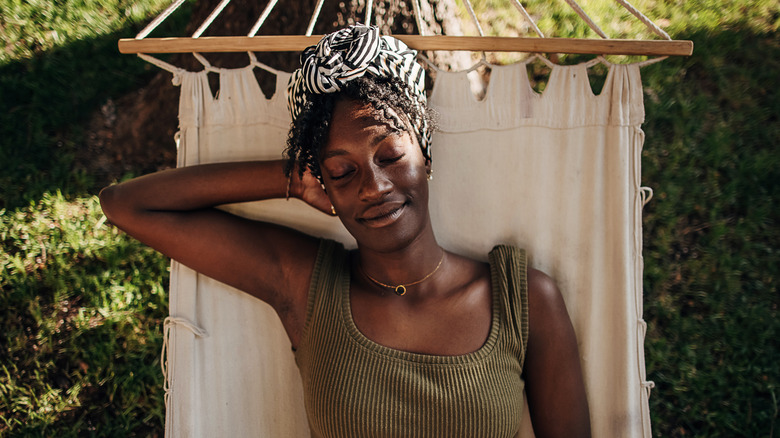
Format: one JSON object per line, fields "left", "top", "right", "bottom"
{"left": 118, "top": 35, "right": 693, "bottom": 56}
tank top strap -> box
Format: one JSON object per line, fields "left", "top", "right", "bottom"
{"left": 488, "top": 245, "right": 530, "bottom": 367}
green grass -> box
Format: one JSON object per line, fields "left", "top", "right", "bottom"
{"left": 1, "top": 1, "right": 189, "bottom": 435}
{"left": 1, "top": 192, "right": 169, "bottom": 436}
{"left": 0, "top": 0, "right": 189, "bottom": 210}
{"left": 1, "top": 0, "right": 778, "bottom": 436}
{"left": 640, "top": 25, "right": 779, "bottom": 436}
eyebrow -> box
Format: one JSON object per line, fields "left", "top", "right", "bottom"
{"left": 321, "top": 125, "right": 399, "bottom": 160}
{"left": 321, "top": 149, "right": 349, "bottom": 160}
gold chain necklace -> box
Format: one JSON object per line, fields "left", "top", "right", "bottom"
{"left": 360, "top": 251, "right": 446, "bottom": 296}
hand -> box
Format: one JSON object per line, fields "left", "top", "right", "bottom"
{"left": 292, "top": 168, "right": 335, "bottom": 216}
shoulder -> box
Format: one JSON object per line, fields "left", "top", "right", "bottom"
{"left": 522, "top": 269, "right": 591, "bottom": 436}
{"left": 527, "top": 268, "right": 562, "bottom": 309}
{"left": 526, "top": 267, "right": 571, "bottom": 336}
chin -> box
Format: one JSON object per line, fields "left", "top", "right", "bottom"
{"left": 344, "top": 208, "right": 430, "bottom": 254}
{"left": 357, "top": 232, "right": 419, "bottom": 254}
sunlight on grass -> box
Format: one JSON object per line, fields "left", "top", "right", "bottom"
{"left": 463, "top": 0, "right": 779, "bottom": 38}
{"left": 0, "top": 0, "right": 175, "bottom": 64}
{"left": 1, "top": 193, "right": 169, "bottom": 434}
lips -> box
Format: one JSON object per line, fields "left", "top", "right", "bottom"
{"left": 357, "top": 202, "right": 406, "bottom": 227}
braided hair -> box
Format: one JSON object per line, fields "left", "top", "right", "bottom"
{"left": 284, "top": 75, "right": 435, "bottom": 182}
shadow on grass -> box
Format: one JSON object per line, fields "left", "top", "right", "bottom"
{"left": 640, "top": 24, "right": 779, "bottom": 438}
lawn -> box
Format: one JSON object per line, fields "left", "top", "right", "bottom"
{"left": 1, "top": 0, "right": 778, "bottom": 436}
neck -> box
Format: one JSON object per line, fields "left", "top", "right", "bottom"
{"left": 356, "top": 224, "right": 442, "bottom": 292}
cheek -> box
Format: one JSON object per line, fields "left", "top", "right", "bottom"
{"left": 390, "top": 165, "right": 430, "bottom": 206}
{"left": 402, "top": 162, "right": 430, "bottom": 188}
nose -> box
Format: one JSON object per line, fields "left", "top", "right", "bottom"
{"left": 358, "top": 164, "right": 392, "bottom": 202}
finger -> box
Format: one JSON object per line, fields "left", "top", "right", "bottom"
{"left": 302, "top": 189, "right": 334, "bottom": 216}
{"left": 301, "top": 169, "right": 325, "bottom": 192}
{"left": 319, "top": 199, "right": 337, "bottom": 216}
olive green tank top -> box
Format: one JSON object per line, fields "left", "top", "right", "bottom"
{"left": 294, "top": 239, "right": 529, "bottom": 438}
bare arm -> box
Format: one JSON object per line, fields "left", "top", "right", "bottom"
{"left": 99, "top": 160, "right": 330, "bottom": 346}
{"left": 524, "top": 268, "right": 591, "bottom": 438}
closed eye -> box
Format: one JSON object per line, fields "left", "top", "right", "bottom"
{"left": 329, "top": 169, "right": 355, "bottom": 180}
{"left": 380, "top": 153, "right": 405, "bottom": 164}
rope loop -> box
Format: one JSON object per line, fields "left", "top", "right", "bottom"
{"left": 641, "top": 380, "right": 656, "bottom": 397}
{"left": 160, "top": 316, "right": 208, "bottom": 415}
{"left": 640, "top": 186, "right": 654, "bottom": 207}
{"left": 137, "top": 54, "right": 185, "bottom": 84}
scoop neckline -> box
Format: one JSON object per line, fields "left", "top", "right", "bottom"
{"left": 339, "top": 255, "right": 501, "bottom": 365}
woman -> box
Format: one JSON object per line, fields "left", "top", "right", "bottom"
{"left": 100, "top": 25, "right": 590, "bottom": 437}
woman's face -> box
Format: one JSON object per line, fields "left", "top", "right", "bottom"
{"left": 319, "top": 99, "right": 432, "bottom": 253}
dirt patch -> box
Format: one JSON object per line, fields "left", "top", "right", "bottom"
{"left": 75, "top": 72, "right": 180, "bottom": 188}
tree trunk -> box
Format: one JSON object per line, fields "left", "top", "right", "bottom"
{"left": 80, "top": 0, "right": 467, "bottom": 184}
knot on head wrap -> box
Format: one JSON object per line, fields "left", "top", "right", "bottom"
{"left": 287, "top": 24, "right": 431, "bottom": 162}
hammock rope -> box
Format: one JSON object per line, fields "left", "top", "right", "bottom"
{"left": 246, "top": 0, "right": 284, "bottom": 73}
{"left": 615, "top": 0, "right": 671, "bottom": 40}
{"left": 640, "top": 187, "right": 654, "bottom": 207}
{"left": 462, "top": 0, "right": 485, "bottom": 37}
{"left": 137, "top": 53, "right": 181, "bottom": 76}
{"left": 249, "top": 0, "right": 280, "bottom": 36}
{"left": 411, "top": 0, "right": 426, "bottom": 37}
{"left": 633, "top": 130, "right": 655, "bottom": 437}
{"left": 160, "top": 316, "right": 209, "bottom": 410}
{"left": 125, "top": 0, "right": 692, "bottom": 56}
{"left": 635, "top": 56, "right": 668, "bottom": 67}
{"left": 250, "top": 55, "right": 283, "bottom": 74}
{"left": 192, "top": 0, "right": 231, "bottom": 38}
{"left": 306, "top": 0, "right": 326, "bottom": 36}
{"left": 136, "top": 0, "right": 187, "bottom": 39}
{"left": 562, "top": 0, "right": 608, "bottom": 39}
{"left": 365, "top": 0, "right": 374, "bottom": 26}
{"left": 193, "top": 52, "right": 220, "bottom": 72}
{"left": 510, "top": 0, "right": 545, "bottom": 38}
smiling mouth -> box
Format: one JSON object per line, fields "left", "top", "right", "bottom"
{"left": 358, "top": 203, "right": 406, "bottom": 227}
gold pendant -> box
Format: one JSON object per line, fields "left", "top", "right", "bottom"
{"left": 394, "top": 285, "right": 406, "bottom": 296}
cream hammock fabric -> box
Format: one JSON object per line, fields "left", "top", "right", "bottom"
{"left": 161, "top": 58, "right": 653, "bottom": 437}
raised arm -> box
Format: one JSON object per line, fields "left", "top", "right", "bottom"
{"left": 99, "top": 160, "right": 329, "bottom": 346}
{"left": 523, "top": 268, "right": 592, "bottom": 437}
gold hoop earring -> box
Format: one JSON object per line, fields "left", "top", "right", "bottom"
{"left": 331, "top": 205, "right": 336, "bottom": 215}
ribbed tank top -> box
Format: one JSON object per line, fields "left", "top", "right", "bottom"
{"left": 294, "top": 239, "right": 529, "bottom": 438}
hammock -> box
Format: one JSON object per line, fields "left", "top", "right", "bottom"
{"left": 125, "top": 1, "right": 692, "bottom": 436}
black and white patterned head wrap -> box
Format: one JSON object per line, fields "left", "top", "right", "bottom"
{"left": 287, "top": 24, "right": 431, "bottom": 162}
